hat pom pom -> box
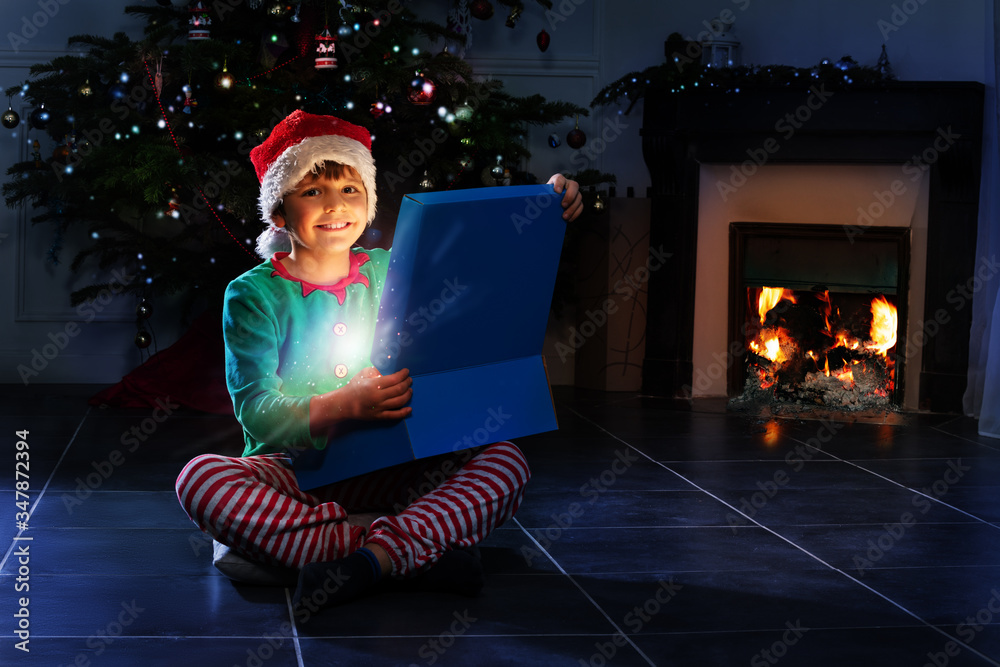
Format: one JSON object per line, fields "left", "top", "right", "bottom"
{"left": 255, "top": 225, "right": 291, "bottom": 259}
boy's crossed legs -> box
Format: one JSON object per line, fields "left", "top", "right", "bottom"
{"left": 175, "top": 441, "right": 530, "bottom": 609}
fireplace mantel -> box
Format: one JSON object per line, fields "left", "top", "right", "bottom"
{"left": 640, "top": 81, "right": 984, "bottom": 412}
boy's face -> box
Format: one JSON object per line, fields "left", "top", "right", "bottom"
{"left": 272, "top": 164, "right": 367, "bottom": 259}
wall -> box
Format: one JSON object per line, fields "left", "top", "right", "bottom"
{"left": 0, "top": 0, "right": 990, "bottom": 384}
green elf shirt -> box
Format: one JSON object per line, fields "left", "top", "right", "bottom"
{"left": 223, "top": 247, "right": 390, "bottom": 456}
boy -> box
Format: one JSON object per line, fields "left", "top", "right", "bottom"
{"left": 175, "top": 110, "right": 582, "bottom": 611}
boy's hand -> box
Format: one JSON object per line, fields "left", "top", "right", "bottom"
{"left": 344, "top": 367, "right": 413, "bottom": 421}
{"left": 548, "top": 173, "right": 584, "bottom": 222}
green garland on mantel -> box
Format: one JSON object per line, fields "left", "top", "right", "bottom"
{"left": 592, "top": 34, "right": 894, "bottom": 114}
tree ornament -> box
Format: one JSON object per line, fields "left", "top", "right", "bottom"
{"left": 136, "top": 300, "right": 153, "bottom": 320}
{"left": 188, "top": 2, "right": 211, "bottom": 41}
{"left": 183, "top": 85, "right": 197, "bottom": 113}
{"left": 1, "top": 107, "right": 19, "bottom": 129}
{"left": 215, "top": 59, "right": 235, "bottom": 90}
{"left": 408, "top": 73, "right": 436, "bottom": 105}
{"left": 547, "top": 133, "right": 560, "bottom": 148}
{"left": 29, "top": 103, "right": 50, "bottom": 129}
{"left": 154, "top": 58, "right": 164, "bottom": 98}
{"left": 470, "top": 0, "right": 493, "bottom": 20}
{"left": 505, "top": 5, "right": 521, "bottom": 28}
{"left": 52, "top": 144, "right": 71, "bottom": 164}
{"left": 135, "top": 329, "right": 152, "bottom": 349}
{"left": 454, "top": 102, "right": 473, "bottom": 121}
{"left": 566, "top": 116, "right": 586, "bottom": 149}
{"left": 164, "top": 187, "right": 181, "bottom": 218}
{"left": 370, "top": 101, "right": 387, "bottom": 118}
{"left": 78, "top": 79, "right": 93, "bottom": 97}
{"left": 419, "top": 171, "right": 435, "bottom": 189}
{"left": 32, "top": 140, "right": 42, "bottom": 168}
{"left": 877, "top": 44, "right": 895, "bottom": 80}
{"left": 315, "top": 26, "right": 338, "bottom": 70}
{"left": 593, "top": 191, "right": 605, "bottom": 212}
{"left": 536, "top": 29, "right": 550, "bottom": 52}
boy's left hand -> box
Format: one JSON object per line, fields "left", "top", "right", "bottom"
{"left": 548, "top": 174, "right": 583, "bottom": 222}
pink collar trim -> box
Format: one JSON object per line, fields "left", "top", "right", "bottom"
{"left": 270, "top": 250, "right": 371, "bottom": 304}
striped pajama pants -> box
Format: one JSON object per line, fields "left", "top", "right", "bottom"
{"left": 175, "top": 441, "right": 530, "bottom": 576}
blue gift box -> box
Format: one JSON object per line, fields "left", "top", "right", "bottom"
{"left": 294, "top": 184, "right": 567, "bottom": 489}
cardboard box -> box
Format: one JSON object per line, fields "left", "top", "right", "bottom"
{"left": 573, "top": 196, "right": 651, "bottom": 391}
{"left": 294, "top": 184, "right": 566, "bottom": 489}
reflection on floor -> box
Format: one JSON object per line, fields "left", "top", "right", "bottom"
{"left": 2, "top": 384, "right": 1000, "bottom": 666}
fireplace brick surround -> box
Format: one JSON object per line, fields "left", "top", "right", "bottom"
{"left": 640, "top": 81, "right": 984, "bottom": 412}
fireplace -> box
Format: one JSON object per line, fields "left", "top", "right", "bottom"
{"left": 729, "top": 222, "right": 908, "bottom": 410}
{"left": 640, "top": 81, "right": 984, "bottom": 412}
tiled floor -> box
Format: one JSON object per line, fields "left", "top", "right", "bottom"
{"left": 3, "top": 384, "right": 1000, "bottom": 666}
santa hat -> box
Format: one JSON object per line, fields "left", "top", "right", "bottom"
{"left": 250, "top": 110, "right": 377, "bottom": 258}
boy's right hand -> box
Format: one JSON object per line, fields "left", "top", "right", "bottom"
{"left": 343, "top": 367, "right": 413, "bottom": 421}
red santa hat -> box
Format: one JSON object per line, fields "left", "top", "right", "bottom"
{"left": 250, "top": 110, "right": 377, "bottom": 257}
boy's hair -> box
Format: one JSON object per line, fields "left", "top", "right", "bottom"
{"left": 272, "top": 161, "right": 361, "bottom": 219}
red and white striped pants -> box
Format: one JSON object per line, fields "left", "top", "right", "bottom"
{"left": 175, "top": 441, "right": 530, "bottom": 576}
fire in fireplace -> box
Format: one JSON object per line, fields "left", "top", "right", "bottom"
{"left": 728, "top": 221, "right": 909, "bottom": 412}
{"left": 741, "top": 286, "right": 899, "bottom": 410}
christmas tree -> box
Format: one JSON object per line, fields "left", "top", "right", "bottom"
{"left": 3, "top": 0, "right": 589, "bottom": 322}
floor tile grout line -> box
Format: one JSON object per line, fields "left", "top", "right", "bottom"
{"left": 789, "top": 436, "right": 1000, "bottom": 530}
{"left": 511, "top": 516, "right": 657, "bottom": 667}
{"left": 561, "top": 404, "right": 1000, "bottom": 667}
{"left": 1, "top": 407, "right": 91, "bottom": 574}
{"left": 930, "top": 422, "right": 1000, "bottom": 453}
{"left": 283, "top": 587, "right": 305, "bottom": 667}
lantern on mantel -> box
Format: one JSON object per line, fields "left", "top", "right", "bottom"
{"left": 701, "top": 16, "right": 740, "bottom": 68}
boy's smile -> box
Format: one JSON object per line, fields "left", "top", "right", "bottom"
{"left": 272, "top": 164, "right": 368, "bottom": 283}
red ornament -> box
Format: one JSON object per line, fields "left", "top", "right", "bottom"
{"left": 567, "top": 119, "right": 586, "bottom": 149}
{"left": 408, "top": 74, "right": 436, "bottom": 106}
{"left": 470, "top": 0, "right": 493, "bottom": 20}
{"left": 536, "top": 29, "right": 550, "bottom": 52}
{"left": 370, "top": 101, "right": 386, "bottom": 118}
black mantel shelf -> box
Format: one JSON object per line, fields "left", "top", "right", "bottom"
{"left": 639, "top": 81, "right": 984, "bottom": 412}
